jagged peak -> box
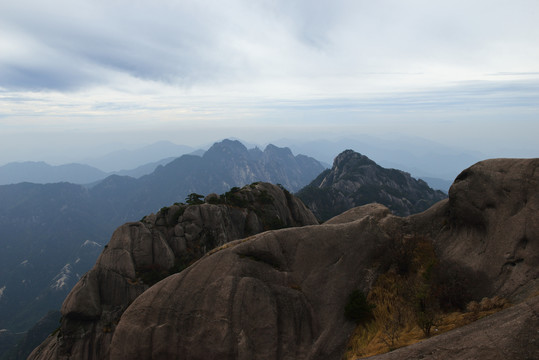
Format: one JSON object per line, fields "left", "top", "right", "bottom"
{"left": 207, "top": 139, "right": 247, "bottom": 153}
{"left": 333, "top": 149, "right": 377, "bottom": 168}
{"left": 263, "top": 143, "right": 293, "bottom": 156}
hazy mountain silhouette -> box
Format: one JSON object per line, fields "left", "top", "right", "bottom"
{"left": 0, "top": 140, "right": 324, "bottom": 337}
{"left": 80, "top": 141, "right": 195, "bottom": 172}
{"left": 272, "top": 135, "right": 483, "bottom": 183}
{"left": 0, "top": 162, "right": 107, "bottom": 185}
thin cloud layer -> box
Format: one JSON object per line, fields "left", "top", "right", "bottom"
{"left": 2, "top": 0, "right": 538, "bottom": 91}
{"left": 0, "top": 0, "right": 538, "bottom": 164}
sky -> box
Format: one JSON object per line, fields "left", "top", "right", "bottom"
{"left": 1, "top": 0, "right": 538, "bottom": 165}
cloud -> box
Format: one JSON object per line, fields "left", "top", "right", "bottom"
{"left": 0, "top": 0, "right": 538, "bottom": 163}
{"left": 2, "top": 0, "right": 537, "bottom": 92}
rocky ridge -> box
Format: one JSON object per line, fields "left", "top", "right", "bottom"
{"left": 0, "top": 139, "right": 324, "bottom": 338}
{"left": 28, "top": 183, "right": 318, "bottom": 360}
{"left": 30, "top": 157, "right": 539, "bottom": 359}
{"left": 297, "top": 150, "right": 447, "bottom": 221}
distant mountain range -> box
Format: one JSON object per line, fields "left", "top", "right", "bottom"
{"left": 0, "top": 135, "right": 486, "bottom": 191}
{"left": 0, "top": 141, "right": 199, "bottom": 186}
{"left": 272, "top": 135, "right": 483, "bottom": 188}
{"left": 0, "top": 139, "right": 450, "bottom": 359}
{"left": 79, "top": 141, "right": 196, "bottom": 172}
{"left": 0, "top": 140, "right": 324, "bottom": 338}
{"left": 0, "top": 158, "right": 182, "bottom": 186}
{"left": 0, "top": 162, "right": 108, "bottom": 185}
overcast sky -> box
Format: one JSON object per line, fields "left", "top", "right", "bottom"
{"left": 1, "top": 0, "right": 538, "bottom": 164}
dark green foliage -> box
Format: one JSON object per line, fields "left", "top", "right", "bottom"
{"left": 256, "top": 189, "right": 273, "bottom": 204}
{"left": 207, "top": 196, "right": 221, "bottom": 205}
{"left": 345, "top": 290, "right": 375, "bottom": 324}
{"left": 185, "top": 193, "right": 204, "bottom": 205}
{"left": 160, "top": 206, "right": 169, "bottom": 213}
{"left": 220, "top": 189, "right": 248, "bottom": 207}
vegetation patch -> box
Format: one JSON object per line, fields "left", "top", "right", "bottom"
{"left": 185, "top": 193, "right": 204, "bottom": 205}
{"left": 343, "top": 234, "right": 511, "bottom": 359}
{"left": 344, "top": 290, "right": 375, "bottom": 324}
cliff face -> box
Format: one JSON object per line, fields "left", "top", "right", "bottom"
{"left": 297, "top": 150, "right": 447, "bottom": 221}
{"left": 28, "top": 183, "right": 318, "bottom": 360}
{"left": 30, "top": 158, "right": 539, "bottom": 360}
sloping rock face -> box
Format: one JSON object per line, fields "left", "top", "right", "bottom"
{"left": 297, "top": 150, "right": 446, "bottom": 221}
{"left": 426, "top": 158, "right": 539, "bottom": 301}
{"left": 28, "top": 183, "right": 318, "bottom": 360}
{"left": 104, "top": 158, "right": 538, "bottom": 360}
{"left": 365, "top": 295, "right": 539, "bottom": 360}
{"left": 110, "top": 211, "right": 394, "bottom": 360}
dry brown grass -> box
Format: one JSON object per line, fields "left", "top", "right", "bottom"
{"left": 343, "top": 290, "right": 511, "bottom": 359}
{"left": 343, "top": 234, "right": 512, "bottom": 359}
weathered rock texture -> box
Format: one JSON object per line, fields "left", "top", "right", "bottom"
{"left": 428, "top": 158, "right": 539, "bottom": 301}
{"left": 30, "top": 158, "right": 539, "bottom": 360}
{"left": 297, "top": 150, "right": 447, "bottom": 221}
{"left": 0, "top": 140, "right": 324, "bottom": 337}
{"left": 28, "top": 183, "right": 318, "bottom": 360}
{"left": 365, "top": 294, "right": 539, "bottom": 360}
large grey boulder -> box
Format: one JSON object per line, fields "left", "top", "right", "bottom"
{"left": 108, "top": 158, "right": 538, "bottom": 360}
{"left": 430, "top": 158, "right": 539, "bottom": 301}
{"left": 28, "top": 183, "right": 318, "bottom": 360}
{"left": 110, "top": 211, "right": 395, "bottom": 360}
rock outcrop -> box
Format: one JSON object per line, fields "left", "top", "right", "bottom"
{"left": 0, "top": 140, "right": 324, "bottom": 337}
{"left": 28, "top": 183, "right": 318, "bottom": 360}
{"left": 297, "top": 150, "right": 447, "bottom": 221}
{"left": 30, "top": 158, "right": 539, "bottom": 359}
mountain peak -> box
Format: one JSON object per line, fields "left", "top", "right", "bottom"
{"left": 297, "top": 149, "right": 446, "bottom": 220}
{"left": 333, "top": 149, "right": 377, "bottom": 168}
{"left": 264, "top": 143, "right": 292, "bottom": 154}
{"left": 203, "top": 139, "right": 249, "bottom": 160}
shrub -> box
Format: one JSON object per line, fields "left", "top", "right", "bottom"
{"left": 185, "top": 193, "right": 204, "bottom": 205}
{"left": 345, "top": 290, "right": 375, "bottom": 324}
